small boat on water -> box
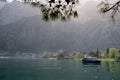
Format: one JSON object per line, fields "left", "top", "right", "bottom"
{"left": 115, "top": 60, "right": 120, "bottom": 62}
{"left": 82, "top": 57, "right": 101, "bottom": 64}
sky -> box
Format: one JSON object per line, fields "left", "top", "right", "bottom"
{"left": 6, "top": 0, "right": 120, "bottom": 4}
{"left": 4, "top": 0, "right": 103, "bottom": 23}
{"left": 7, "top": 0, "right": 13, "bottom": 2}
{"left": 6, "top": 0, "right": 97, "bottom": 4}
{"left": 4, "top": 0, "right": 119, "bottom": 22}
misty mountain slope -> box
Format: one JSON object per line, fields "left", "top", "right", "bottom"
{"left": 0, "top": 0, "right": 120, "bottom": 52}
{"left": 0, "top": 1, "right": 6, "bottom": 10}
{"left": 0, "top": 1, "right": 40, "bottom": 26}
{"left": 0, "top": 14, "right": 120, "bottom": 52}
{"left": 0, "top": 15, "right": 84, "bottom": 52}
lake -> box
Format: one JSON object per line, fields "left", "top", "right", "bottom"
{"left": 0, "top": 59, "right": 120, "bottom": 80}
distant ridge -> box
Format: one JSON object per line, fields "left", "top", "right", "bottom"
{"left": 0, "top": 1, "right": 40, "bottom": 26}
{"left": 0, "top": 15, "right": 120, "bottom": 52}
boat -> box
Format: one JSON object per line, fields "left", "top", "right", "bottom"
{"left": 82, "top": 57, "right": 101, "bottom": 64}
{"left": 115, "top": 60, "right": 120, "bottom": 62}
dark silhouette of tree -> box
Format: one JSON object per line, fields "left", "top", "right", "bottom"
{"left": 98, "top": 0, "right": 120, "bottom": 21}
{"left": 107, "top": 48, "right": 109, "bottom": 55}
{"left": 96, "top": 48, "right": 99, "bottom": 58}
{"left": 23, "top": 0, "right": 79, "bottom": 21}
{"left": 22, "top": 0, "right": 120, "bottom": 21}
{"left": 106, "top": 48, "right": 109, "bottom": 57}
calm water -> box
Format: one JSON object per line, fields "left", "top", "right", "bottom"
{"left": 0, "top": 59, "right": 120, "bottom": 80}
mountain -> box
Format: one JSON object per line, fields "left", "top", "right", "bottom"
{"left": 0, "top": 14, "right": 120, "bottom": 52}
{"left": 0, "top": 1, "right": 6, "bottom": 10}
{"left": 0, "top": 1, "right": 120, "bottom": 53}
{"left": 0, "top": 1, "right": 40, "bottom": 26}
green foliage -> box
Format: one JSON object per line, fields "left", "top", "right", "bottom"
{"left": 100, "top": 48, "right": 120, "bottom": 60}
{"left": 101, "top": 53, "right": 108, "bottom": 58}
{"left": 109, "top": 48, "right": 120, "bottom": 59}
{"left": 115, "top": 52, "right": 120, "bottom": 60}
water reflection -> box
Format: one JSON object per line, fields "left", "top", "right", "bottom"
{"left": 0, "top": 59, "right": 120, "bottom": 80}
{"left": 82, "top": 62, "right": 100, "bottom": 73}
{"left": 23, "top": 0, "right": 79, "bottom": 21}
{"left": 106, "top": 61, "right": 120, "bottom": 72}
{"left": 82, "top": 61, "right": 120, "bottom": 73}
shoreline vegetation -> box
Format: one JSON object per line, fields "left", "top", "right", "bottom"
{"left": 43, "top": 48, "right": 120, "bottom": 62}
{"left": 47, "top": 57, "right": 116, "bottom": 62}
{"left": 0, "top": 48, "right": 120, "bottom": 62}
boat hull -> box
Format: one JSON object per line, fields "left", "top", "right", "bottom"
{"left": 82, "top": 58, "right": 101, "bottom": 65}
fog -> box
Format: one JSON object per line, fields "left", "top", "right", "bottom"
{"left": 0, "top": 0, "right": 120, "bottom": 53}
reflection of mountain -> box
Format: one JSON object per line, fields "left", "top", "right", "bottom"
{"left": 0, "top": 1, "right": 120, "bottom": 52}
